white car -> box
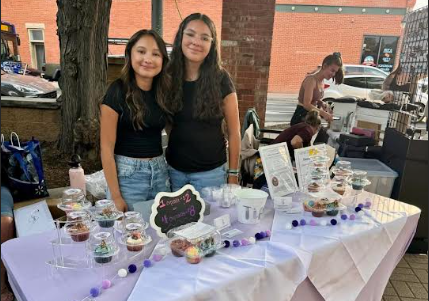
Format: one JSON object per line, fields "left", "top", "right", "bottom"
{"left": 323, "top": 65, "right": 389, "bottom": 101}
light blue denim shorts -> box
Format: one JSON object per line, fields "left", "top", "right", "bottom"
{"left": 108, "top": 155, "right": 171, "bottom": 211}
{"left": 1, "top": 186, "right": 14, "bottom": 217}
{"left": 168, "top": 164, "right": 227, "bottom": 194}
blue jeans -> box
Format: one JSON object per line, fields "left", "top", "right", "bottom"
{"left": 168, "top": 165, "right": 227, "bottom": 194}
{"left": 107, "top": 155, "right": 171, "bottom": 211}
{"left": 1, "top": 186, "right": 14, "bottom": 217}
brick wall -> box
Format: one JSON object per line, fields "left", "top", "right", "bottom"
{"left": 269, "top": 12, "right": 404, "bottom": 93}
{"left": 221, "top": 0, "right": 276, "bottom": 126}
{"left": 1, "top": 0, "right": 410, "bottom": 94}
{"left": 1, "top": 106, "right": 60, "bottom": 142}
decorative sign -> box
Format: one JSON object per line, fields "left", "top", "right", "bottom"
{"left": 150, "top": 184, "right": 205, "bottom": 238}
{"left": 294, "top": 144, "right": 328, "bottom": 190}
{"left": 259, "top": 142, "right": 298, "bottom": 197}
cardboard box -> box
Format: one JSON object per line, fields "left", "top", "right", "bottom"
{"left": 356, "top": 120, "right": 381, "bottom": 143}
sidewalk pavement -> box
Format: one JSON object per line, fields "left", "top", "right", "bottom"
{"left": 383, "top": 254, "right": 428, "bottom": 301}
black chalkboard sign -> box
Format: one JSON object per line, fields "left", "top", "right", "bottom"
{"left": 150, "top": 184, "right": 205, "bottom": 237}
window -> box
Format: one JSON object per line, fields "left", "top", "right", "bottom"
{"left": 363, "top": 67, "right": 388, "bottom": 77}
{"left": 344, "top": 77, "right": 367, "bottom": 89}
{"left": 345, "top": 66, "right": 364, "bottom": 75}
{"left": 361, "top": 35, "right": 399, "bottom": 73}
{"left": 28, "top": 28, "right": 46, "bottom": 70}
{"left": 366, "top": 77, "right": 385, "bottom": 89}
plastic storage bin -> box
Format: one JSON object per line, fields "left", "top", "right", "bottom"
{"left": 338, "top": 157, "right": 398, "bottom": 198}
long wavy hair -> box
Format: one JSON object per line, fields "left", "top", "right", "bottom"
{"left": 166, "top": 13, "right": 225, "bottom": 120}
{"left": 119, "top": 29, "right": 171, "bottom": 130}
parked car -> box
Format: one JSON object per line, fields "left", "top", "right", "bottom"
{"left": 1, "top": 70, "right": 57, "bottom": 98}
{"left": 41, "top": 63, "right": 61, "bottom": 81}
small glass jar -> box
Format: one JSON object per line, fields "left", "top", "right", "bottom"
{"left": 89, "top": 232, "right": 118, "bottom": 264}
{"left": 123, "top": 211, "right": 144, "bottom": 228}
{"left": 306, "top": 179, "right": 325, "bottom": 193}
{"left": 65, "top": 217, "right": 91, "bottom": 242}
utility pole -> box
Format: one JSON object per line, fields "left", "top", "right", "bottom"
{"left": 152, "top": 0, "right": 163, "bottom": 37}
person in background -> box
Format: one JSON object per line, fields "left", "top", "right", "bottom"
{"left": 1, "top": 164, "right": 15, "bottom": 301}
{"left": 100, "top": 29, "right": 171, "bottom": 212}
{"left": 272, "top": 110, "right": 322, "bottom": 161}
{"left": 165, "top": 13, "right": 241, "bottom": 193}
{"left": 290, "top": 52, "right": 344, "bottom": 143}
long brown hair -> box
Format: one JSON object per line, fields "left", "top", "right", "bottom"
{"left": 166, "top": 13, "right": 225, "bottom": 120}
{"left": 322, "top": 52, "right": 344, "bottom": 85}
{"left": 119, "top": 29, "right": 171, "bottom": 130}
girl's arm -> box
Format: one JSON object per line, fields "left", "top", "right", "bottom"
{"left": 100, "top": 104, "right": 128, "bottom": 212}
{"left": 223, "top": 92, "right": 241, "bottom": 184}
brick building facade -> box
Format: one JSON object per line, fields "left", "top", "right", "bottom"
{"left": 1, "top": 0, "right": 415, "bottom": 93}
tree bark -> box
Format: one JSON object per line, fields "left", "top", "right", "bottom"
{"left": 56, "top": 0, "right": 112, "bottom": 159}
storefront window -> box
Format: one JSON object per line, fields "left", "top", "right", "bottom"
{"left": 361, "top": 35, "right": 399, "bottom": 73}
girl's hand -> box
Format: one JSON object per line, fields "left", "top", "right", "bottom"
{"left": 113, "top": 196, "right": 128, "bottom": 212}
{"left": 320, "top": 110, "right": 333, "bottom": 122}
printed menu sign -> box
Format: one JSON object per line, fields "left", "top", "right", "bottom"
{"left": 259, "top": 143, "right": 298, "bottom": 197}
{"left": 150, "top": 185, "right": 205, "bottom": 238}
{"left": 294, "top": 144, "right": 328, "bottom": 190}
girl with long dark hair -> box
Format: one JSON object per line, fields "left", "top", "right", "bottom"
{"left": 100, "top": 29, "right": 171, "bottom": 212}
{"left": 165, "top": 13, "right": 241, "bottom": 193}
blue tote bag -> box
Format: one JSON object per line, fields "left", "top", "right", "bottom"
{"left": 1, "top": 132, "right": 49, "bottom": 201}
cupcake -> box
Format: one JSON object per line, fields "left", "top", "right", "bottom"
{"left": 185, "top": 246, "right": 202, "bottom": 264}
{"left": 67, "top": 222, "right": 90, "bottom": 242}
{"left": 94, "top": 240, "right": 113, "bottom": 264}
{"left": 332, "top": 183, "right": 346, "bottom": 195}
{"left": 198, "top": 237, "right": 216, "bottom": 257}
{"left": 170, "top": 239, "right": 192, "bottom": 257}
{"left": 97, "top": 207, "right": 116, "bottom": 228}
{"left": 126, "top": 233, "right": 144, "bottom": 252}
{"left": 307, "top": 182, "right": 321, "bottom": 193}
{"left": 310, "top": 201, "right": 326, "bottom": 217}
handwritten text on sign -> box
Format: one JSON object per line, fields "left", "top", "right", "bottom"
{"left": 150, "top": 185, "right": 205, "bottom": 238}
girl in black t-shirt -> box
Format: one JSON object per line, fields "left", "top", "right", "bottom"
{"left": 165, "top": 13, "right": 241, "bottom": 193}
{"left": 100, "top": 30, "right": 171, "bottom": 212}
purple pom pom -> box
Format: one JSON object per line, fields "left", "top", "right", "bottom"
{"left": 300, "top": 219, "right": 307, "bottom": 226}
{"left": 255, "top": 233, "right": 263, "bottom": 240}
{"left": 241, "top": 239, "right": 249, "bottom": 246}
{"left": 341, "top": 214, "right": 348, "bottom": 220}
{"left": 309, "top": 220, "right": 317, "bottom": 226}
{"left": 153, "top": 254, "right": 163, "bottom": 262}
{"left": 128, "top": 264, "right": 137, "bottom": 273}
{"left": 260, "top": 231, "right": 267, "bottom": 238}
{"left": 350, "top": 214, "right": 356, "bottom": 220}
{"left": 355, "top": 207, "right": 362, "bottom": 212}
{"left": 364, "top": 201, "right": 372, "bottom": 208}
{"left": 292, "top": 220, "right": 299, "bottom": 227}
{"left": 101, "top": 279, "right": 111, "bottom": 289}
{"left": 90, "top": 287, "right": 100, "bottom": 297}
{"left": 358, "top": 203, "right": 364, "bottom": 208}
{"left": 143, "top": 259, "right": 152, "bottom": 268}
{"left": 330, "top": 219, "right": 338, "bottom": 226}
{"left": 233, "top": 240, "right": 241, "bottom": 247}
{"left": 265, "top": 230, "right": 271, "bottom": 237}
{"left": 224, "top": 240, "right": 230, "bottom": 248}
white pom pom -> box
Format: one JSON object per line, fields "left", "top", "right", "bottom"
{"left": 248, "top": 237, "right": 256, "bottom": 244}
{"left": 320, "top": 220, "right": 327, "bottom": 226}
{"left": 285, "top": 223, "right": 292, "bottom": 230}
{"left": 357, "top": 211, "right": 365, "bottom": 217}
{"left": 118, "top": 268, "right": 128, "bottom": 278}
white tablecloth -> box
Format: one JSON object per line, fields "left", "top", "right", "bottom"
{"left": 1, "top": 192, "right": 420, "bottom": 301}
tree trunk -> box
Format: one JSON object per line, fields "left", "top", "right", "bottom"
{"left": 56, "top": 0, "right": 112, "bottom": 160}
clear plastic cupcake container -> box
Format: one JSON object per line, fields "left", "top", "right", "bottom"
{"left": 93, "top": 199, "right": 123, "bottom": 228}
{"left": 88, "top": 232, "right": 119, "bottom": 264}
{"left": 57, "top": 188, "right": 92, "bottom": 212}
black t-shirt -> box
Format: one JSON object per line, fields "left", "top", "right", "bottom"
{"left": 166, "top": 71, "right": 236, "bottom": 172}
{"left": 102, "top": 79, "right": 166, "bottom": 158}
